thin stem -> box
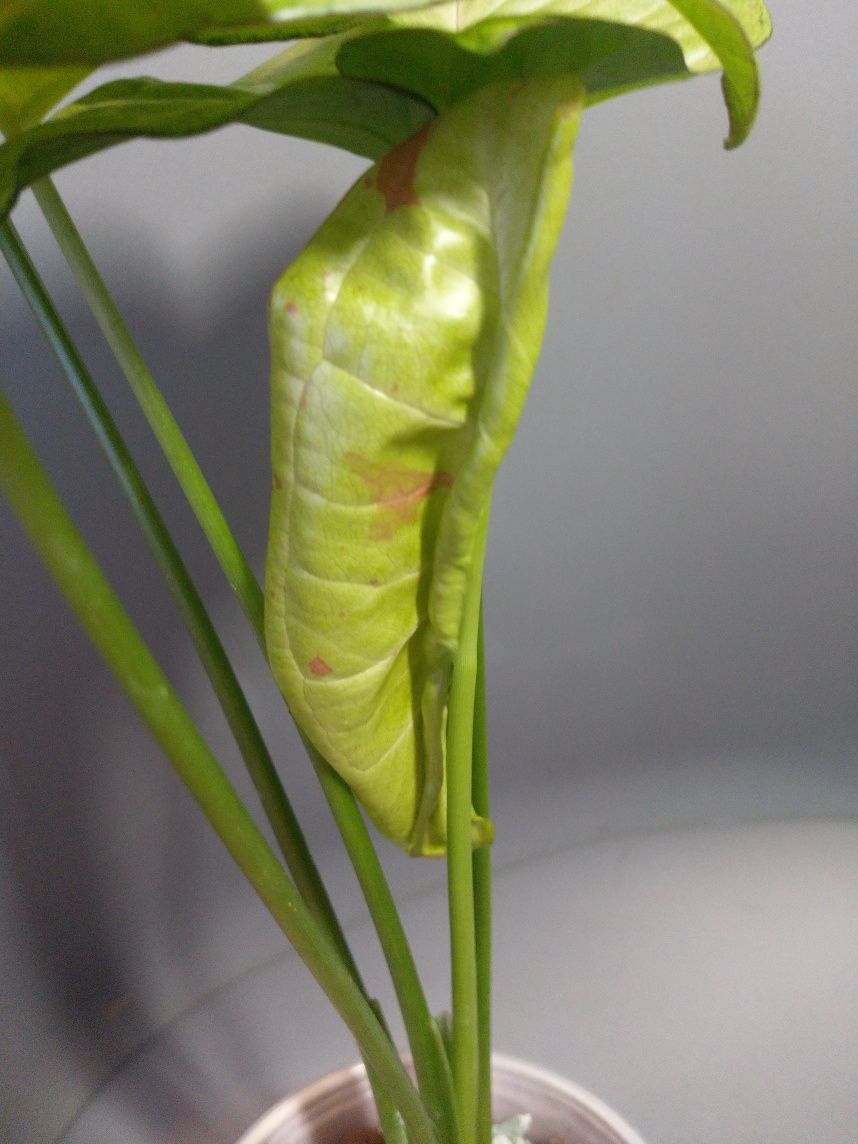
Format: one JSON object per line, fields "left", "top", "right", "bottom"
{"left": 23, "top": 185, "right": 457, "bottom": 1137}
{"left": 472, "top": 607, "right": 492, "bottom": 1143}
{"left": 26, "top": 184, "right": 438, "bottom": 1129}
{"left": 3, "top": 215, "right": 415, "bottom": 1143}
{"left": 0, "top": 393, "right": 437, "bottom": 1144}
{"left": 0, "top": 217, "right": 354, "bottom": 987}
{"left": 369, "top": 1000, "right": 409, "bottom": 1144}
{"left": 31, "top": 177, "right": 265, "bottom": 638}
{"left": 309, "top": 740, "right": 460, "bottom": 1144}
{"left": 446, "top": 502, "right": 491, "bottom": 1144}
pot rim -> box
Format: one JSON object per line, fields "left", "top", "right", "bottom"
{"left": 235, "top": 1052, "right": 646, "bottom": 1144}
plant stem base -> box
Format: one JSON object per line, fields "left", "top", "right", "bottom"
{"left": 235, "top": 1055, "right": 645, "bottom": 1144}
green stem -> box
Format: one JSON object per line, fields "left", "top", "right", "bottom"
{"left": 472, "top": 607, "right": 492, "bottom": 1143}
{"left": 368, "top": 1000, "right": 409, "bottom": 1144}
{"left": 23, "top": 185, "right": 451, "bottom": 1136}
{"left": 26, "top": 183, "right": 434, "bottom": 1132}
{"left": 446, "top": 502, "right": 491, "bottom": 1144}
{"left": 31, "top": 176, "right": 265, "bottom": 638}
{"left": 309, "top": 739, "right": 460, "bottom": 1144}
{"left": 0, "top": 393, "right": 437, "bottom": 1144}
{"left": 0, "top": 217, "right": 352, "bottom": 985}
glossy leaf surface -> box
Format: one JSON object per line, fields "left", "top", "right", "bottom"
{"left": 265, "top": 76, "right": 583, "bottom": 854}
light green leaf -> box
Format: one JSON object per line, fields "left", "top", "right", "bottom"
{"left": 264, "top": 75, "right": 584, "bottom": 854}
{"left": 661, "top": 0, "right": 768, "bottom": 146}
{"left": 0, "top": 43, "right": 433, "bottom": 222}
{"left": 0, "top": 65, "right": 89, "bottom": 137}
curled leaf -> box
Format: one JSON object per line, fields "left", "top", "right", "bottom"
{"left": 374, "top": 0, "right": 772, "bottom": 145}
{"left": 265, "top": 75, "right": 584, "bottom": 854}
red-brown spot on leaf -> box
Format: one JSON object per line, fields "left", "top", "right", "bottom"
{"left": 309, "top": 656, "right": 332, "bottom": 676}
{"left": 272, "top": 473, "right": 283, "bottom": 491}
{"left": 367, "top": 124, "right": 431, "bottom": 215}
{"left": 346, "top": 452, "right": 454, "bottom": 540}
{"left": 286, "top": 301, "right": 298, "bottom": 315}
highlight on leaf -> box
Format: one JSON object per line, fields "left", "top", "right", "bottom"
{"left": 264, "top": 75, "right": 584, "bottom": 855}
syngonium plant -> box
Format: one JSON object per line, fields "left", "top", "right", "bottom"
{"left": 0, "top": 3, "right": 771, "bottom": 1143}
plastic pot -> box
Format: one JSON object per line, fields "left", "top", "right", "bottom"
{"left": 235, "top": 1053, "right": 646, "bottom": 1144}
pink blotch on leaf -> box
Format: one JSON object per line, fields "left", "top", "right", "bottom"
{"left": 365, "top": 124, "right": 431, "bottom": 215}
{"left": 345, "top": 453, "right": 454, "bottom": 540}
{"left": 309, "top": 656, "right": 333, "bottom": 677}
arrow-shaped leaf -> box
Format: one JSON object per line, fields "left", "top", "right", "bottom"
{"left": 264, "top": 75, "right": 584, "bottom": 853}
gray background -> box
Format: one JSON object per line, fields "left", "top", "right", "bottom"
{"left": 2, "top": 4, "right": 857, "bottom": 1142}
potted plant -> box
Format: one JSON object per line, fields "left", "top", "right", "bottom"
{"left": 0, "top": 3, "right": 771, "bottom": 1142}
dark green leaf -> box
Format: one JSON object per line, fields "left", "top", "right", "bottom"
{"left": 0, "top": 64, "right": 433, "bottom": 221}
{"left": 336, "top": 20, "right": 690, "bottom": 112}
{"left": 0, "top": 0, "right": 264, "bottom": 66}
{"left": 373, "top": 0, "right": 771, "bottom": 145}
{"left": 0, "top": 65, "right": 89, "bottom": 137}
{"left": 0, "top": 0, "right": 437, "bottom": 68}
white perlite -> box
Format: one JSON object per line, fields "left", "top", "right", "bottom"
{"left": 492, "top": 1114, "right": 533, "bottom": 1144}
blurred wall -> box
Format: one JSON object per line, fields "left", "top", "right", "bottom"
{"left": 2, "top": 6, "right": 857, "bottom": 1141}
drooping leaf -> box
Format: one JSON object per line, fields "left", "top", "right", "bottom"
{"left": 662, "top": 0, "right": 767, "bottom": 146}
{"left": 369, "top": 0, "right": 771, "bottom": 145}
{"left": 0, "top": 65, "right": 89, "bottom": 137}
{"left": 264, "top": 75, "right": 584, "bottom": 854}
